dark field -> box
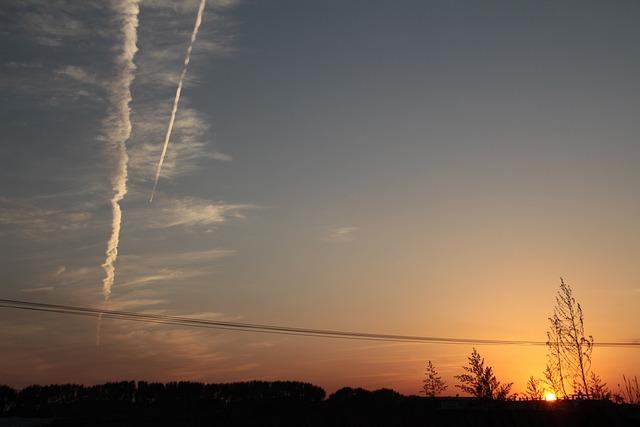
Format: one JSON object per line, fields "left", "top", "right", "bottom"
{"left": 1, "top": 381, "right": 640, "bottom": 426}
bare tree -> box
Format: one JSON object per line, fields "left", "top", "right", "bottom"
{"left": 455, "top": 348, "right": 512, "bottom": 400}
{"left": 546, "top": 318, "right": 568, "bottom": 398}
{"left": 525, "top": 376, "right": 543, "bottom": 400}
{"left": 422, "top": 360, "right": 447, "bottom": 397}
{"left": 546, "top": 278, "right": 593, "bottom": 398}
{"left": 543, "top": 364, "right": 563, "bottom": 398}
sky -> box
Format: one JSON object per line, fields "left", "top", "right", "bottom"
{"left": 0, "top": 0, "right": 639, "bottom": 395}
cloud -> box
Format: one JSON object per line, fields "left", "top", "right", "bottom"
{"left": 106, "top": 248, "right": 236, "bottom": 292}
{"left": 0, "top": 197, "right": 93, "bottom": 240}
{"left": 5, "top": 61, "right": 43, "bottom": 70}
{"left": 324, "top": 226, "right": 358, "bottom": 242}
{"left": 141, "top": 0, "right": 241, "bottom": 10}
{"left": 118, "top": 248, "right": 235, "bottom": 275}
{"left": 117, "top": 271, "right": 185, "bottom": 289}
{"left": 55, "top": 65, "right": 99, "bottom": 85}
{"left": 128, "top": 106, "right": 232, "bottom": 182}
{"left": 176, "top": 311, "right": 228, "bottom": 320}
{"left": 132, "top": 0, "right": 238, "bottom": 90}
{"left": 106, "top": 297, "right": 168, "bottom": 311}
{"left": 1, "top": 2, "right": 115, "bottom": 107}
{"left": 20, "top": 286, "right": 55, "bottom": 293}
{"left": 124, "top": 0, "right": 239, "bottom": 189}
{"left": 103, "top": 327, "right": 233, "bottom": 379}
{"left": 143, "top": 197, "right": 254, "bottom": 229}
{"left": 17, "top": 3, "right": 92, "bottom": 47}
{"left": 246, "top": 338, "right": 287, "bottom": 349}
{"left": 29, "top": 247, "right": 235, "bottom": 315}
{"left": 42, "top": 247, "right": 234, "bottom": 295}
{"left": 141, "top": 248, "right": 236, "bottom": 263}
{"left": 50, "top": 266, "right": 99, "bottom": 288}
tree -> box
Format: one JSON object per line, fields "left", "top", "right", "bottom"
{"left": 546, "top": 278, "right": 593, "bottom": 398}
{"left": 454, "top": 348, "right": 513, "bottom": 400}
{"left": 525, "top": 376, "right": 543, "bottom": 400}
{"left": 546, "top": 318, "right": 568, "bottom": 398}
{"left": 422, "top": 360, "right": 447, "bottom": 397}
{"left": 543, "top": 364, "right": 563, "bottom": 398}
{"left": 588, "top": 372, "right": 611, "bottom": 400}
{"left": 0, "top": 385, "right": 17, "bottom": 415}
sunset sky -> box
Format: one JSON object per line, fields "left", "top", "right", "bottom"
{"left": 1, "top": 0, "right": 639, "bottom": 395}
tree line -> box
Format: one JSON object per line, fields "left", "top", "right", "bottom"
{"left": 0, "top": 380, "right": 325, "bottom": 417}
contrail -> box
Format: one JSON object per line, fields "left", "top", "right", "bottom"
{"left": 101, "top": 0, "right": 139, "bottom": 303}
{"left": 149, "top": 0, "right": 206, "bottom": 203}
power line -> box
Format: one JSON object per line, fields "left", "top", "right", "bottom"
{"left": 1, "top": 298, "right": 638, "bottom": 348}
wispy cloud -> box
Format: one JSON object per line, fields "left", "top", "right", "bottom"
{"left": 106, "top": 248, "right": 236, "bottom": 291}
{"left": 20, "top": 286, "right": 55, "bottom": 293}
{"left": 106, "top": 297, "right": 168, "bottom": 311}
{"left": 118, "top": 248, "right": 235, "bottom": 271}
{"left": 50, "top": 266, "right": 100, "bottom": 288}
{"left": 0, "top": 197, "right": 93, "bottom": 240}
{"left": 37, "top": 247, "right": 235, "bottom": 303}
{"left": 136, "top": 0, "right": 239, "bottom": 85}
{"left": 141, "top": 0, "right": 241, "bottom": 10}
{"left": 324, "top": 226, "right": 358, "bottom": 242}
{"left": 16, "top": 2, "right": 93, "bottom": 47}
{"left": 128, "top": 107, "right": 231, "bottom": 182}
{"left": 55, "top": 65, "right": 99, "bottom": 85}
{"left": 125, "top": 0, "right": 238, "bottom": 194}
{"left": 2, "top": 64, "right": 104, "bottom": 107}
{"left": 143, "top": 197, "right": 254, "bottom": 229}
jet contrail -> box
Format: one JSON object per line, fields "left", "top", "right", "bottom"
{"left": 101, "top": 0, "right": 139, "bottom": 303}
{"left": 149, "top": 0, "right": 206, "bottom": 203}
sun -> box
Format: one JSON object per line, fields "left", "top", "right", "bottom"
{"left": 544, "top": 392, "right": 557, "bottom": 401}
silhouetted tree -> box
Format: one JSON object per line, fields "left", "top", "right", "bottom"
{"left": 0, "top": 385, "right": 17, "bottom": 414}
{"left": 328, "top": 387, "right": 371, "bottom": 402}
{"left": 546, "top": 278, "right": 593, "bottom": 398}
{"left": 454, "top": 348, "right": 512, "bottom": 400}
{"left": 588, "top": 372, "right": 611, "bottom": 400}
{"left": 543, "top": 364, "right": 563, "bottom": 398}
{"left": 422, "top": 360, "right": 447, "bottom": 397}
{"left": 546, "top": 317, "right": 568, "bottom": 398}
{"left": 525, "top": 376, "right": 543, "bottom": 400}
{"left": 136, "top": 381, "right": 165, "bottom": 404}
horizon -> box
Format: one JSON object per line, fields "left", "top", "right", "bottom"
{"left": 1, "top": 0, "right": 639, "bottom": 397}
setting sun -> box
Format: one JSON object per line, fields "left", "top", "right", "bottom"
{"left": 544, "top": 392, "right": 557, "bottom": 402}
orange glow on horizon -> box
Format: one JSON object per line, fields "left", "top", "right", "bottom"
{"left": 544, "top": 392, "right": 557, "bottom": 402}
